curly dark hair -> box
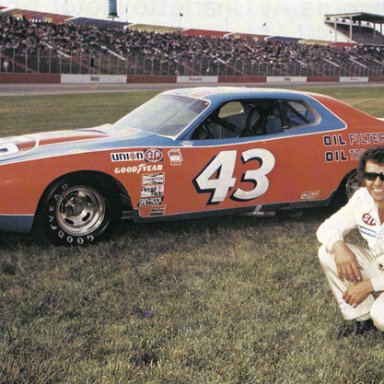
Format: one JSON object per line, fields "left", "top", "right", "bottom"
{"left": 357, "top": 146, "right": 384, "bottom": 182}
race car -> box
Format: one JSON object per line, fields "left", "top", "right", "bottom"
{"left": 0, "top": 86, "right": 382, "bottom": 245}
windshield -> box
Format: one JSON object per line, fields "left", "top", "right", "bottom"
{"left": 112, "top": 94, "right": 209, "bottom": 137}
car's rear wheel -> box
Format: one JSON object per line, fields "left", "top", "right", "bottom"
{"left": 39, "top": 175, "right": 120, "bottom": 245}
{"left": 345, "top": 170, "right": 361, "bottom": 199}
{"left": 330, "top": 170, "right": 361, "bottom": 210}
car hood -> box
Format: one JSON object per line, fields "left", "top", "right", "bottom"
{"left": 0, "top": 124, "right": 176, "bottom": 164}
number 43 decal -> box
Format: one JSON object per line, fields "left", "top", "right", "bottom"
{"left": 193, "top": 149, "right": 275, "bottom": 205}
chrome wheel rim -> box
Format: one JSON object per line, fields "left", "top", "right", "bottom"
{"left": 345, "top": 171, "right": 361, "bottom": 199}
{"left": 56, "top": 186, "right": 106, "bottom": 236}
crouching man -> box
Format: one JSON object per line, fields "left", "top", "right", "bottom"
{"left": 317, "top": 146, "right": 384, "bottom": 336}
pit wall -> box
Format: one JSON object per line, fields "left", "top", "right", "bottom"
{"left": 0, "top": 73, "right": 61, "bottom": 83}
{"left": 0, "top": 73, "right": 384, "bottom": 84}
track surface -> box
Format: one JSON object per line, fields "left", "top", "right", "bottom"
{"left": 0, "top": 81, "right": 381, "bottom": 96}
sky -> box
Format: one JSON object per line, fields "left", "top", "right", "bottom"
{"left": 0, "top": 0, "right": 383, "bottom": 41}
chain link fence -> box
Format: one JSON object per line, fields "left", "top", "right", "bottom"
{"left": 1, "top": 48, "right": 383, "bottom": 77}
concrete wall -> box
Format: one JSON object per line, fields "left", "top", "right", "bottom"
{"left": 0, "top": 73, "right": 383, "bottom": 84}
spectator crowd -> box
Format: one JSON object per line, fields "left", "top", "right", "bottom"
{"left": 0, "top": 14, "right": 383, "bottom": 76}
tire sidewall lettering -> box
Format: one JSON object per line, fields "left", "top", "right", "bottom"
{"left": 43, "top": 178, "right": 111, "bottom": 245}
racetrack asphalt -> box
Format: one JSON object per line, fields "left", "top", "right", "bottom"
{"left": 0, "top": 81, "right": 381, "bottom": 96}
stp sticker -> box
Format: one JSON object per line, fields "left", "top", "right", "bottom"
{"left": 145, "top": 148, "right": 163, "bottom": 162}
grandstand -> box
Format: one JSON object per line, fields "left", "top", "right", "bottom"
{"left": 128, "top": 24, "right": 181, "bottom": 34}
{"left": 0, "top": 5, "right": 383, "bottom": 79}
{"left": 0, "top": 7, "right": 70, "bottom": 23}
{"left": 325, "top": 12, "right": 384, "bottom": 45}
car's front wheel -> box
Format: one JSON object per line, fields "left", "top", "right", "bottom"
{"left": 38, "top": 175, "right": 120, "bottom": 245}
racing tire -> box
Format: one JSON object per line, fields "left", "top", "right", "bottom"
{"left": 331, "top": 170, "right": 361, "bottom": 210}
{"left": 38, "top": 175, "right": 120, "bottom": 246}
{"left": 345, "top": 170, "right": 361, "bottom": 200}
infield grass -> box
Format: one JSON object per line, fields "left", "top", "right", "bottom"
{"left": 0, "top": 91, "right": 160, "bottom": 136}
{"left": 1, "top": 85, "right": 384, "bottom": 384}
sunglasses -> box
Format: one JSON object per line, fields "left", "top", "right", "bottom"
{"left": 363, "top": 172, "right": 384, "bottom": 181}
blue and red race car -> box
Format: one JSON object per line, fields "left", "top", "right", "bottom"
{"left": 0, "top": 87, "right": 382, "bottom": 245}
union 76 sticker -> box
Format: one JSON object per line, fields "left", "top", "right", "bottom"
{"left": 193, "top": 148, "right": 275, "bottom": 205}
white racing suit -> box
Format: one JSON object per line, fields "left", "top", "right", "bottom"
{"left": 317, "top": 187, "right": 384, "bottom": 331}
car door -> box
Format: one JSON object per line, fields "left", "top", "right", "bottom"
{"left": 136, "top": 96, "right": 347, "bottom": 219}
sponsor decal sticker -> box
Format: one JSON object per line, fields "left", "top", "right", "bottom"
{"left": 358, "top": 225, "right": 376, "bottom": 238}
{"left": 167, "top": 148, "right": 183, "bottom": 166}
{"left": 111, "top": 151, "right": 144, "bottom": 162}
{"left": 362, "top": 213, "right": 377, "bottom": 226}
{"left": 114, "top": 164, "right": 163, "bottom": 174}
{"left": 150, "top": 206, "right": 167, "bottom": 216}
{"left": 138, "top": 197, "right": 164, "bottom": 206}
{"left": 142, "top": 172, "right": 165, "bottom": 185}
{"left": 144, "top": 148, "right": 163, "bottom": 162}
{"left": 300, "top": 191, "right": 320, "bottom": 200}
{"left": 141, "top": 185, "right": 164, "bottom": 198}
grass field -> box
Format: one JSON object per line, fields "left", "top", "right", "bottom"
{"left": 1, "top": 85, "right": 384, "bottom": 384}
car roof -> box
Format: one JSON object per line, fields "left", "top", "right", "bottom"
{"left": 163, "top": 86, "right": 314, "bottom": 102}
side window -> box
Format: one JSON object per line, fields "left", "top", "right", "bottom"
{"left": 218, "top": 102, "right": 244, "bottom": 119}
{"left": 215, "top": 101, "right": 246, "bottom": 138}
{"left": 190, "top": 98, "right": 316, "bottom": 141}
{"left": 191, "top": 101, "right": 245, "bottom": 140}
{"left": 241, "top": 100, "right": 284, "bottom": 136}
{"left": 285, "top": 101, "right": 315, "bottom": 128}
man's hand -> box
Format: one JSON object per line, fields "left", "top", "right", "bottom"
{"left": 343, "top": 279, "right": 373, "bottom": 307}
{"left": 332, "top": 240, "right": 363, "bottom": 283}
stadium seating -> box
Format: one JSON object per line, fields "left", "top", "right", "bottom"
{"left": 0, "top": 14, "right": 383, "bottom": 77}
